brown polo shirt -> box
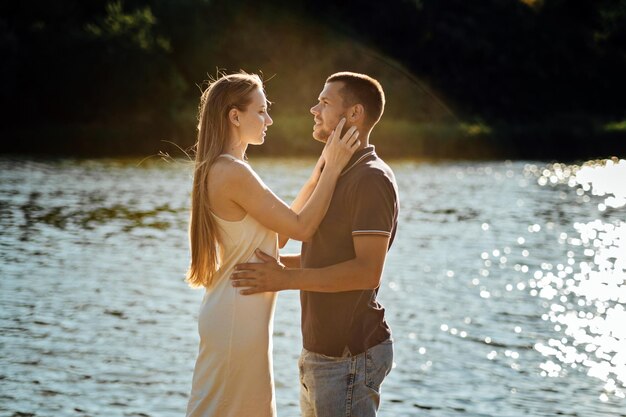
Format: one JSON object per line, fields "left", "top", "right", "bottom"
{"left": 300, "top": 146, "right": 399, "bottom": 357}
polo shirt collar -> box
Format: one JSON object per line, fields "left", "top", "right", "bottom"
{"left": 341, "top": 145, "right": 376, "bottom": 176}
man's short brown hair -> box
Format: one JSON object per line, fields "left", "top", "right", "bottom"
{"left": 326, "top": 72, "right": 385, "bottom": 129}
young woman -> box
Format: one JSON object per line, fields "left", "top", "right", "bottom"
{"left": 185, "top": 73, "right": 360, "bottom": 417}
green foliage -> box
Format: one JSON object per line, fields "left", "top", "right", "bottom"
{"left": 1, "top": 0, "right": 624, "bottom": 158}
{"left": 84, "top": 1, "right": 171, "bottom": 52}
{"left": 605, "top": 120, "right": 626, "bottom": 132}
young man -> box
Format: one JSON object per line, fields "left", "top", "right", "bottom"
{"left": 231, "top": 72, "right": 399, "bottom": 416}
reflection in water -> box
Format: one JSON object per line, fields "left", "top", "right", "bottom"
{"left": 484, "top": 159, "right": 626, "bottom": 401}
{"left": 535, "top": 159, "right": 626, "bottom": 401}
{"left": 19, "top": 200, "right": 181, "bottom": 232}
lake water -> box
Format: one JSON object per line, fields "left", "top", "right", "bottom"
{"left": 1, "top": 156, "right": 625, "bottom": 417}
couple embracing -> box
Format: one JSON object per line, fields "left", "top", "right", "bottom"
{"left": 185, "top": 71, "right": 399, "bottom": 417}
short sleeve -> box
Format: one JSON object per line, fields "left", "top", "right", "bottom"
{"left": 350, "top": 173, "right": 397, "bottom": 238}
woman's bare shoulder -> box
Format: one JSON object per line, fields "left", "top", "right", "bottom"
{"left": 209, "top": 157, "right": 259, "bottom": 189}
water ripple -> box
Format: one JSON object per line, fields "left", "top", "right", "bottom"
{"left": 1, "top": 157, "right": 625, "bottom": 416}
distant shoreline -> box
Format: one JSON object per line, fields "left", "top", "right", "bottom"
{"left": 2, "top": 118, "right": 625, "bottom": 162}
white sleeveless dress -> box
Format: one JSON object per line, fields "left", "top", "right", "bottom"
{"left": 186, "top": 156, "right": 278, "bottom": 417}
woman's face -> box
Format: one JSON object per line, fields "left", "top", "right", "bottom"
{"left": 238, "top": 87, "right": 273, "bottom": 146}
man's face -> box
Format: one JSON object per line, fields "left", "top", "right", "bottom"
{"left": 310, "top": 82, "right": 349, "bottom": 143}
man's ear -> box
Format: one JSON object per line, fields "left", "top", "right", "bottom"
{"left": 349, "top": 104, "right": 364, "bottom": 123}
{"left": 229, "top": 108, "right": 240, "bottom": 127}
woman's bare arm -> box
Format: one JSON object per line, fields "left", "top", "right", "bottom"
{"left": 221, "top": 120, "right": 358, "bottom": 241}
{"left": 278, "top": 155, "right": 324, "bottom": 247}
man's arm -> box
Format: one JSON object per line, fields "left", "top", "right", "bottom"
{"left": 231, "top": 235, "right": 390, "bottom": 294}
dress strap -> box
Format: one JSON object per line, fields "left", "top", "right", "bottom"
{"left": 217, "top": 154, "right": 240, "bottom": 162}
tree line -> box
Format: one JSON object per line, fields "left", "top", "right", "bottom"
{"left": 1, "top": 0, "right": 624, "bottom": 159}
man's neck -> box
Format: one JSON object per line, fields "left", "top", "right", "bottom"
{"left": 356, "top": 130, "right": 371, "bottom": 151}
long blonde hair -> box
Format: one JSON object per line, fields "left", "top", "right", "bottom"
{"left": 186, "top": 72, "right": 263, "bottom": 288}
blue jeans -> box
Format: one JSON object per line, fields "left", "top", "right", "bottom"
{"left": 299, "top": 339, "right": 393, "bottom": 417}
